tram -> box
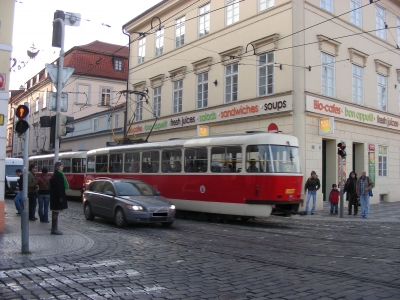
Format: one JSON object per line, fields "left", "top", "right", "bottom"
{"left": 84, "top": 131, "right": 303, "bottom": 218}
{"left": 29, "top": 151, "right": 87, "bottom": 197}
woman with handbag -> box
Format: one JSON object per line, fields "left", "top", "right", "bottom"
{"left": 344, "top": 171, "right": 358, "bottom": 215}
{"left": 356, "top": 170, "right": 374, "bottom": 219}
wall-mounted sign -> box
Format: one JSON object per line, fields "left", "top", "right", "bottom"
{"left": 0, "top": 73, "right": 6, "bottom": 90}
{"left": 197, "top": 125, "right": 209, "bottom": 137}
{"left": 318, "top": 117, "right": 334, "bottom": 135}
{"left": 368, "top": 152, "right": 375, "bottom": 184}
{"left": 0, "top": 114, "right": 4, "bottom": 125}
{"left": 268, "top": 123, "right": 279, "bottom": 133}
{"left": 368, "top": 144, "right": 375, "bottom": 151}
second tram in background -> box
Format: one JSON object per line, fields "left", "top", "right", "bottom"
{"left": 29, "top": 151, "right": 87, "bottom": 197}
{"left": 84, "top": 131, "right": 303, "bottom": 219}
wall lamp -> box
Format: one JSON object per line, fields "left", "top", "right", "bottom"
{"left": 213, "top": 80, "right": 218, "bottom": 86}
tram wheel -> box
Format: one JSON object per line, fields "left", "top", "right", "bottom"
{"left": 207, "top": 213, "right": 222, "bottom": 223}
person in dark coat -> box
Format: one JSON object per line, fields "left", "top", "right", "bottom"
{"left": 49, "top": 161, "right": 68, "bottom": 235}
{"left": 303, "top": 170, "right": 321, "bottom": 215}
{"left": 344, "top": 171, "right": 358, "bottom": 215}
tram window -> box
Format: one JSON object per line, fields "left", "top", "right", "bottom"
{"left": 161, "top": 149, "right": 182, "bottom": 173}
{"left": 142, "top": 151, "right": 160, "bottom": 173}
{"left": 42, "top": 160, "right": 49, "bottom": 172}
{"left": 48, "top": 161, "right": 54, "bottom": 172}
{"left": 246, "top": 145, "right": 271, "bottom": 173}
{"left": 37, "top": 160, "right": 42, "bottom": 172}
{"left": 184, "top": 148, "right": 207, "bottom": 173}
{"left": 270, "top": 145, "right": 301, "bottom": 173}
{"left": 211, "top": 146, "right": 242, "bottom": 173}
{"left": 109, "top": 154, "right": 123, "bottom": 173}
{"left": 87, "top": 156, "right": 95, "bottom": 173}
{"left": 61, "top": 159, "right": 71, "bottom": 173}
{"left": 96, "top": 155, "right": 109, "bottom": 172}
{"left": 72, "top": 158, "right": 86, "bottom": 173}
{"left": 125, "top": 152, "right": 140, "bottom": 173}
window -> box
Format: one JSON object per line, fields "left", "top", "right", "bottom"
{"left": 42, "top": 91, "right": 47, "bottom": 109}
{"left": 199, "top": 3, "right": 210, "bottom": 37}
{"left": 184, "top": 148, "right": 208, "bottom": 172}
{"left": 377, "top": 74, "right": 387, "bottom": 112}
{"left": 225, "top": 63, "right": 238, "bottom": 103}
{"left": 101, "top": 88, "right": 111, "bottom": 106}
{"left": 375, "top": 6, "right": 386, "bottom": 40}
{"left": 60, "top": 159, "right": 71, "bottom": 173}
{"left": 35, "top": 97, "right": 39, "bottom": 113}
{"left": 211, "top": 146, "right": 242, "bottom": 173}
{"left": 320, "top": 0, "right": 333, "bottom": 13}
{"left": 352, "top": 64, "right": 363, "bottom": 105}
{"left": 175, "top": 16, "right": 185, "bottom": 48}
{"left": 153, "top": 86, "right": 161, "bottom": 117}
{"left": 350, "top": 0, "right": 361, "bottom": 27}
{"left": 33, "top": 124, "right": 38, "bottom": 151}
{"left": 96, "top": 155, "right": 109, "bottom": 173}
{"left": 113, "top": 59, "right": 123, "bottom": 71}
{"left": 321, "top": 52, "right": 335, "bottom": 97}
{"left": 72, "top": 158, "right": 86, "bottom": 173}
{"left": 114, "top": 113, "right": 119, "bottom": 129}
{"left": 138, "top": 37, "right": 146, "bottom": 64}
{"left": 378, "top": 146, "right": 387, "bottom": 177}
{"left": 124, "top": 152, "right": 140, "bottom": 173}
{"left": 173, "top": 80, "right": 183, "bottom": 114}
{"left": 258, "top": 52, "right": 274, "bottom": 96}
{"left": 197, "top": 72, "right": 208, "bottom": 109}
{"left": 7, "top": 128, "right": 12, "bottom": 146}
{"left": 155, "top": 28, "right": 164, "bottom": 56}
{"left": 259, "top": 0, "right": 273, "bottom": 12}
{"left": 109, "top": 154, "right": 122, "bottom": 173}
{"left": 226, "top": 0, "right": 239, "bottom": 26}
{"left": 87, "top": 156, "right": 95, "bottom": 172}
{"left": 135, "top": 94, "right": 143, "bottom": 121}
{"left": 93, "top": 118, "right": 98, "bottom": 131}
{"left": 161, "top": 149, "right": 182, "bottom": 173}
{"left": 39, "top": 128, "right": 45, "bottom": 150}
{"left": 142, "top": 151, "right": 160, "bottom": 173}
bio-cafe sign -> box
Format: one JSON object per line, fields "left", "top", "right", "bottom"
{"left": 128, "top": 95, "right": 293, "bottom": 135}
{"left": 306, "top": 95, "right": 400, "bottom": 131}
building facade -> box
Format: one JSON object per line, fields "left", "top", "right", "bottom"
{"left": 7, "top": 41, "right": 129, "bottom": 157}
{"left": 123, "top": 0, "right": 400, "bottom": 209}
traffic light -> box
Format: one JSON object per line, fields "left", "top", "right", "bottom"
{"left": 58, "top": 114, "right": 74, "bottom": 137}
{"left": 52, "top": 10, "right": 65, "bottom": 48}
{"left": 15, "top": 105, "right": 30, "bottom": 134}
{"left": 337, "top": 142, "right": 346, "bottom": 158}
{"left": 49, "top": 115, "right": 56, "bottom": 149}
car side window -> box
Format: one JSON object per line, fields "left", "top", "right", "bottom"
{"left": 90, "top": 181, "right": 105, "bottom": 193}
{"left": 103, "top": 182, "right": 116, "bottom": 195}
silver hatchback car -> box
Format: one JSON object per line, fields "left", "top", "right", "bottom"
{"left": 83, "top": 178, "right": 175, "bottom": 228}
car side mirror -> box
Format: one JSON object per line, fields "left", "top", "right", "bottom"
{"left": 105, "top": 190, "right": 115, "bottom": 196}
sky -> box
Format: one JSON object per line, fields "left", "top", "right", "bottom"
{"left": 9, "top": 0, "right": 160, "bottom": 90}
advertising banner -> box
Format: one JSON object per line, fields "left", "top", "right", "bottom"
{"left": 368, "top": 152, "right": 375, "bottom": 184}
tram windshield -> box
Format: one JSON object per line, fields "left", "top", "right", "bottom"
{"left": 246, "top": 145, "right": 301, "bottom": 173}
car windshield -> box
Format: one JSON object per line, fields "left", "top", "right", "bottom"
{"left": 6, "top": 165, "right": 23, "bottom": 176}
{"left": 114, "top": 181, "right": 157, "bottom": 196}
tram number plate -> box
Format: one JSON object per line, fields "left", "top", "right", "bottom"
{"left": 285, "top": 189, "right": 295, "bottom": 194}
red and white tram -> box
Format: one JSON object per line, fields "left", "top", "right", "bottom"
{"left": 29, "top": 151, "right": 87, "bottom": 197}
{"left": 84, "top": 131, "right": 303, "bottom": 218}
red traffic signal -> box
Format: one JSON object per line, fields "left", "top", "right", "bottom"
{"left": 15, "top": 105, "right": 30, "bottom": 134}
{"left": 337, "top": 142, "right": 346, "bottom": 158}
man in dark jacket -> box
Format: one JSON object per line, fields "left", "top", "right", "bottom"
{"left": 14, "top": 169, "right": 23, "bottom": 214}
{"left": 27, "top": 164, "right": 39, "bottom": 221}
{"left": 49, "top": 162, "right": 68, "bottom": 235}
{"left": 344, "top": 171, "right": 358, "bottom": 215}
{"left": 304, "top": 171, "right": 321, "bottom": 215}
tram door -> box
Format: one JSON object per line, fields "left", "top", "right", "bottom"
{"left": 322, "top": 139, "right": 337, "bottom": 202}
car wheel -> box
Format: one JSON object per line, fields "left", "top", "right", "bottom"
{"left": 161, "top": 221, "right": 173, "bottom": 228}
{"left": 115, "top": 208, "right": 127, "bottom": 228}
{"left": 84, "top": 203, "right": 95, "bottom": 221}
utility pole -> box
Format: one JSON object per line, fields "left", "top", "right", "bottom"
{"left": 337, "top": 141, "right": 347, "bottom": 218}
{"left": 21, "top": 102, "right": 30, "bottom": 252}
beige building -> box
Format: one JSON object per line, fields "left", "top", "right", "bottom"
{"left": 7, "top": 41, "right": 129, "bottom": 157}
{"left": 123, "top": 0, "right": 400, "bottom": 209}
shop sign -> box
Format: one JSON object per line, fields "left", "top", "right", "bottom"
{"left": 318, "top": 117, "right": 334, "bottom": 135}
{"left": 306, "top": 95, "right": 400, "bottom": 131}
{"left": 0, "top": 73, "right": 6, "bottom": 90}
{"left": 368, "top": 152, "right": 375, "bottom": 184}
{"left": 368, "top": 144, "right": 375, "bottom": 151}
{"left": 197, "top": 125, "right": 209, "bottom": 137}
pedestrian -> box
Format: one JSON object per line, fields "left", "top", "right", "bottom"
{"left": 49, "top": 162, "right": 68, "bottom": 235}
{"left": 37, "top": 167, "right": 51, "bottom": 223}
{"left": 27, "top": 164, "right": 39, "bottom": 221}
{"left": 344, "top": 171, "right": 358, "bottom": 215}
{"left": 14, "top": 169, "right": 23, "bottom": 215}
{"left": 356, "top": 170, "right": 374, "bottom": 218}
{"left": 304, "top": 170, "right": 321, "bottom": 215}
{"left": 329, "top": 184, "right": 339, "bottom": 215}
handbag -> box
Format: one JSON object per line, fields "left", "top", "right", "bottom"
{"left": 369, "top": 189, "right": 373, "bottom": 197}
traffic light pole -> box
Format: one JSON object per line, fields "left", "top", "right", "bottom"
{"left": 21, "top": 102, "right": 30, "bottom": 253}
{"left": 54, "top": 18, "right": 65, "bottom": 163}
{"left": 339, "top": 156, "right": 344, "bottom": 218}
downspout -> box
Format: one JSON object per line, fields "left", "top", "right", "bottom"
{"left": 122, "top": 27, "right": 130, "bottom": 143}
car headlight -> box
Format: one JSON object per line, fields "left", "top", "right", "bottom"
{"left": 126, "top": 204, "right": 144, "bottom": 211}
{"left": 169, "top": 205, "right": 176, "bottom": 210}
